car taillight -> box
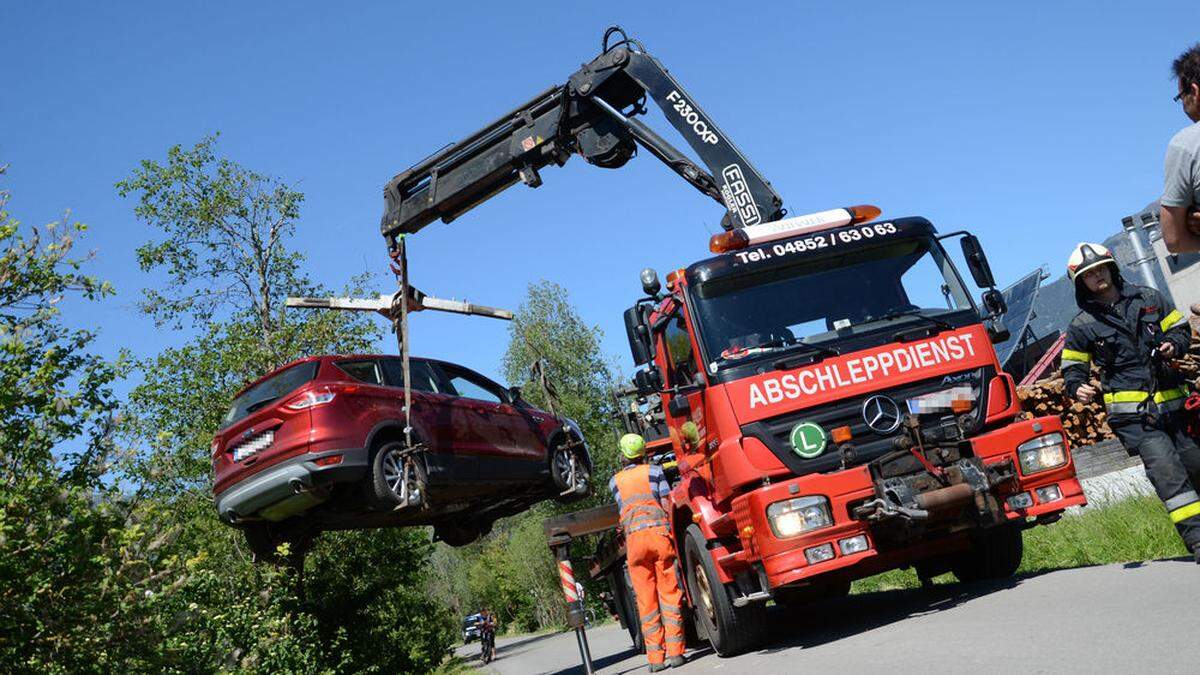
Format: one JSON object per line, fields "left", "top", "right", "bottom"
{"left": 285, "top": 389, "right": 336, "bottom": 410}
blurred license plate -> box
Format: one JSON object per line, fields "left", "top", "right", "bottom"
{"left": 233, "top": 430, "right": 274, "bottom": 462}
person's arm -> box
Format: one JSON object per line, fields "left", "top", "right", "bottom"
{"left": 1161, "top": 137, "right": 1200, "bottom": 253}
{"left": 1154, "top": 290, "right": 1192, "bottom": 358}
{"left": 1061, "top": 323, "right": 1095, "bottom": 401}
{"left": 648, "top": 464, "right": 671, "bottom": 509}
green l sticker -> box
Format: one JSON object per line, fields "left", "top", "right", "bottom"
{"left": 790, "top": 422, "right": 827, "bottom": 458}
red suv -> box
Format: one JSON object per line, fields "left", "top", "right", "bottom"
{"left": 212, "top": 354, "right": 591, "bottom": 557}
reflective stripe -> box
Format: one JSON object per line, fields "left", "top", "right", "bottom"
{"left": 659, "top": 601, "right": 680, "bottom": 614}
{"left": 664, "top": 634, "right": 685, "bottom": 644}
{"left": 1170, "top": 501, "right": 1200, "bottom": 524}
{"left": 1106, "top": 401, "right": 1143, "bottom": 414}
{"left": 661, "top": 615, "right": 683, "bottom": 627}
{"left": 1161, "top": 310, "right": 1186, "bottom": 332}
{"left": 627, "top": 520, "right": 669, "bottom": 534}
{"left": 1155, "top": 387, "right": 1187, "bottom": 403}
{"left": 641, "top": 609, "right": 660, "bottom": 624}
{"left": 1165, "top": 491, "right": 1200, "bottom": 511}
{"left": 1061, "top": 348, "right": 1091, "bottom": 364}
{"left": 1104, "top": 390, "right": 1150, "bottom": 404}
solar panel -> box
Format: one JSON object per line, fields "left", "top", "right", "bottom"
{"left": 993, "top": 270, "right": 1044, "bottom": 366}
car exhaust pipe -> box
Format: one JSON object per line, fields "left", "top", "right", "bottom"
{"left": 914, "top": 483, "right": 975, "bottom": 511}
{"left": 289, "top": 477, "right": 313, "bottom": 495}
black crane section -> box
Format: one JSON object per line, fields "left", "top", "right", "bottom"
{"left": 380, "top": 27, "right": 784, "bottom": 245}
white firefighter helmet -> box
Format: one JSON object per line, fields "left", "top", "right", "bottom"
{"left": 1066, "top": 242, "right": 1117, "bottom": 282}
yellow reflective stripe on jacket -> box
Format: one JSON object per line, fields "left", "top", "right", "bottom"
{"left": 1154, "top": 387, "right": 1187, "bottom": 403}
{"left": 1169, "top": 501, "right": 1200, "bottom": 524}
{"left": 1160, "top": 309, "right": 1187, "bottom": 332}
{"left": 1061, "top": 349, "right": 1091, "bottom": 364}
{"left": 1103, "top": 391, "right": 1150, "bottom": 404}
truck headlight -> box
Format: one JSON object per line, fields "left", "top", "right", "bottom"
{"left": 767, "top": 496, "right": 832, "bottom": 538}
{"left": 1017, "top": 433, "right": 1067, "bottom": 475}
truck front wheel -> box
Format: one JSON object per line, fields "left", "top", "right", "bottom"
{"left": 951, "top": 523, "right": 1024, "bottom": 583}
{"left": 682, "top": 524, "right": 767, "bottom": 657}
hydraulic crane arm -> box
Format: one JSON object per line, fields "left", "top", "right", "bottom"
{"left": 380, "top": 28, "right": 784, "bottom": 244}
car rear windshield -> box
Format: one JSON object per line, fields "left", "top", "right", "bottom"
{"left": 222, "top": 361, "right": 320, "bottom": 428}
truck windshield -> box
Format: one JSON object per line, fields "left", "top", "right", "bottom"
{"left": 692, "top": 236, "right": 973, "bottom": 369}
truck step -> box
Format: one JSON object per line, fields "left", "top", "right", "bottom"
{"left": 732, "top": 591, "right": 771, "bottom": 607}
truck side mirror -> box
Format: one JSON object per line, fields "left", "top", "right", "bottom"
{"left": 633, "top": 368, "right": 662, "bottom": 396}
{"left": 624, "top": 306, "right": 652, "bottom": 366}
{"left": 667, "top": 395, "right": 691, "bottom": 419}
{"left": 960, "top": 235, "right": 996, "bottom": 289}
{"left": 982, "top": 288, "right": 1007, "bottom": 317}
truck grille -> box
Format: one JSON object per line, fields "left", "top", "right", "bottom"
{"left": 231, "top": 430, "right": 275, "bottom": 462}
{"left": 740, "top": 367, "right": 992, "bottom": 477}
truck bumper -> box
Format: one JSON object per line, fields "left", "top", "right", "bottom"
{"left": 730, "top": 416, "right": 1086, "bottom": 589}
{"left": 214, "top": 447, "right": 369, "bottom": 523}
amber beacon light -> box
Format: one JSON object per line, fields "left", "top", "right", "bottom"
{"left": 709, "top": 204, "right": 882, "bottom": 254}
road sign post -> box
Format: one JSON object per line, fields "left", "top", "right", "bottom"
{"left": 550, "top": 534, "right": 594, "bottom": 675}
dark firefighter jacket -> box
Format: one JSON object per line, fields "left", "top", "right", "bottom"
{"left": 1061, "top": 278, "right": 1191, "bottom": 411}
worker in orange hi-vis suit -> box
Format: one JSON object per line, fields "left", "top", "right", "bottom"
{"left": 609, "top": 433, "right": 686, "bottom": 672}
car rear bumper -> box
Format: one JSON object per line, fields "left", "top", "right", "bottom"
{"left": 215, "top": 447, "right": 368, "bottom": 523}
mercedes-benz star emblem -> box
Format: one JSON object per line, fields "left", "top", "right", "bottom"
{"left": 862, "top": 395, "right": 902, "bottom": 434}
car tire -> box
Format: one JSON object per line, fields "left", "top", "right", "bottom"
{"left": 682, "top": 524, "right": 767, "bottom": 657}
{"left": 951, "top": 523, "right": 1024, "bottom": 583}
{"left": 370, "top": 438, "right": 428, "bottom": 511}
{"left": 550, "top": 433, "right": 590, "bottom": 503}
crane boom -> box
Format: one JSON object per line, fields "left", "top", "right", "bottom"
{"left": 380, "top": 28, "right": 784, "bottom": 244}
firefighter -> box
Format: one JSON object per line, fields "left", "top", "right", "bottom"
{"left": 609, "top": 433, "right": 686, "bottom": 671}
{"left": 1062, "top": 242, "right": 1200, "bottom": 561}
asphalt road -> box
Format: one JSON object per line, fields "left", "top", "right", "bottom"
{"left": 457, "top": 558, "right": 1199, "bottom": 674}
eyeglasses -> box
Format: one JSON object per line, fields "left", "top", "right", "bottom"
{"left": 1177, "top": 85, "right": 1195, "bottom": 103}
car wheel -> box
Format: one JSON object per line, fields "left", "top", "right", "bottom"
{"left": 434, "top": 521, "right": 484, "bottom": 547}
{"left": 682, "top": 524, "right": 767, "bottom": 657}
{"left": 370, "top": 439, "right": 428, "bottom": 511}
{"left": 951, "top": 523, "right": 1024, "bottom": 583}
{"left": 550, "top": 434, "right": 590, "bottom": 502}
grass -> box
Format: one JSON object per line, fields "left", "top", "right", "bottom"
{"left": 850, "top": 496, "right": 1188, "bottom": 594}
{"left": 431, "top": 656, "right": 475, "bottom": 675}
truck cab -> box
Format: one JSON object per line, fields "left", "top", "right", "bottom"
{"left": 623, "top": 207, "right": 1086, "bottom": 655}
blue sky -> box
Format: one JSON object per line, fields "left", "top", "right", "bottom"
{"left": 3, "top": 1, "right": 1198, "bottom": 389}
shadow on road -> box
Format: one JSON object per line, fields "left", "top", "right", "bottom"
{"left": 753, "top": 569, "right": 1062, "bottom": 656}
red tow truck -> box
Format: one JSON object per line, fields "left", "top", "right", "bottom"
{"left": 377, "top": 27, "right": 1087, "bottom": 657}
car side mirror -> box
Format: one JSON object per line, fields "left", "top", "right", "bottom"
{"left": 509, "top": 385, "right": 523, "bottom": 402}
{"left": 960, "top": 235, "right": 996, "bottom": 289}
{"left": 633, "top": 367, "right": 662, "bottom": 397}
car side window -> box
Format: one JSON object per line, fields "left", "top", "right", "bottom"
{"left": 444, "top": 368, "right": 506, "bottom": 404}
{"left": 381, "top": 359, "right": 442, "bottom": 393}
{"left": 336, "top": 359, "right": 383, "bottom": 385}
{"left": 662, "top": 315, "right": 698, "bottom": 385}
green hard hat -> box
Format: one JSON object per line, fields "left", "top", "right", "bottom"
{"left": 619, "top": 433, "right": 646, "bottom": 459}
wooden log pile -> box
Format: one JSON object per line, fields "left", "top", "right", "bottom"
{"left": 1017, "top": 315, "right": 1200, "bottom": 448}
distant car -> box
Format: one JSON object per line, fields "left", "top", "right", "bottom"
{"left": 463, "top": 613, "right": 484, "bottom": 643}
{"left": 211, "top": 354, "right": 591, "bottom": 559}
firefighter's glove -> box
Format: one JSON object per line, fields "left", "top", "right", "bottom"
{"left": 1158, "top": 341, "right": 1176, "bottom": 359}
{"left": 1076, "top": 383, "right": 1099, "bottom": 403}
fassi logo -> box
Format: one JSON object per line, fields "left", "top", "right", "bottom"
{"left": 747, "top": 333, "right": 979, "bottom": 409}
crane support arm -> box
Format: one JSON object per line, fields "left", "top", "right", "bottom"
{"left": 380, "top": 31, "right": 783, "bottom": 243}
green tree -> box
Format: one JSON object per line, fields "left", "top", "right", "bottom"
{"left": 501, "top": 280, "right": 622, "bottom": 506}
{"left": 115, "top": 138, "right": 455, "bottom": 672}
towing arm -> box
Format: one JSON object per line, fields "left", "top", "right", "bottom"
{"left": 380, "top": 27, "right": 784, "bottom": 244}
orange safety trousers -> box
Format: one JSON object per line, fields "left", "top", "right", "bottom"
{"left": 626, "top": 529, "right": 686, "bottom": 665}
{"left": 615, "top": 464, "right": 684, "bottom": 665}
